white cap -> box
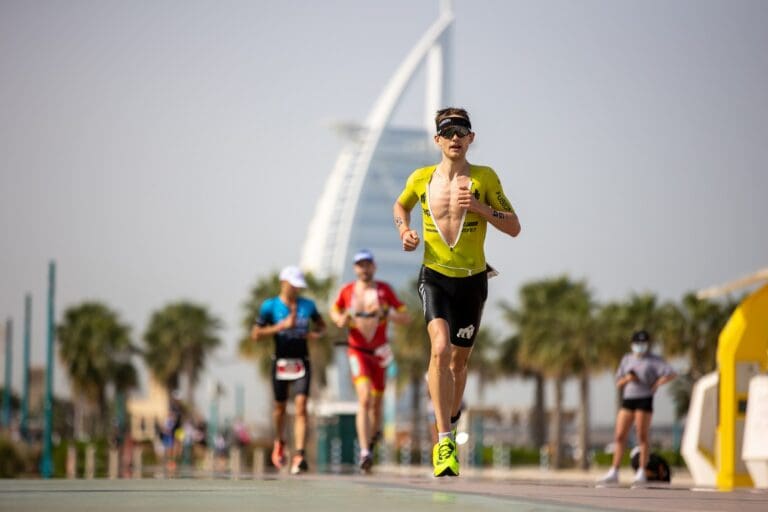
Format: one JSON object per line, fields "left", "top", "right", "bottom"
{"left": 279, "top": 265, "right": 307, "bottom": 288}
{"left": 353, "top": 249, "right": 375, "bottom": 264}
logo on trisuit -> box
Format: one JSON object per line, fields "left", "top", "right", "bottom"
{"left": 456, "top": 325, "right": 475, "bottom": 340}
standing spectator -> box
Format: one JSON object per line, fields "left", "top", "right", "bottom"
{"left": 597, "top": 330, "right": 676, "bottom": 486}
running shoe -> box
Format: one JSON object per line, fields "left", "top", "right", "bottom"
{"left": 631, "top": 467, "right": 648, "bottom": 488}
{"left": 271, "top": 440, "right": 286, "bottom": 470}
{"left": 369, "top": 430, "right": 382, "bottom": 454}
{"left": 290, "top": 455, "right": 309, "bottom": 475}
{"left": 596, "top": 467, "right": 619, "bottom": 486}
{"left": 432, "top": 437, "right": 459, "bottom": 477}
{"left": 359, "top": 453, "right": 373, "bottom": 474}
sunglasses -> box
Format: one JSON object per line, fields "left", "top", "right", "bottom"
{"left": 438, "top": 126, "right": 471, "bottom": 139}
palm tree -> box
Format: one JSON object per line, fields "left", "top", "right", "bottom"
{"left": 390, "top": 279, "right": 430, "bottom": 450}
{"left": 469, "top": 327, "right": 502, "bottom": 405}
{"left": 502, "top": 276, "right": 592, "bottom": 469}
{"left": 57, "top": 302, "right": 137, "bottom": 438}
{"left": 143, "top": 302, "right": 222, "bottom": 409}
{"left": 658, "top": 292, "right": 739, "bottom": 419}
{"left": 495, "top": 329, "right": 547, "bottom": 450}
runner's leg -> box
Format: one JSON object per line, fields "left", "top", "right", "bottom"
{"left": 427, "top": 318, "right": 453, "bottom": 434}
{"left": 355, "top": 378, "right": 373, "bottom": 452}
{"left": 294, "top": 394, "right": 308, "bottom": 452}
{"left": 450, "top": 346, "right": 473, "bottom": 420}
{"left": 273, "top": 401, "right": 287, "bottom": 443}
{"left": 370, "top": 392, "right": 383, "bottom": 442}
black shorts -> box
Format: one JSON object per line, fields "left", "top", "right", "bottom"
{"left": 417, "top": 265, "right": 488, "bottom": 348}
{"left": 271, "top": 358, "right": 311, "bottom": 402}
{"left": 621, "top": 396, "right": 653, "bottom": 412}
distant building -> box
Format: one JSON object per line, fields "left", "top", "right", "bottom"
{"left": 300, "top": 2, "right": 455, "bottom": 289}
{"left": 126, "top": 376, "right": 168, "bottom": 441}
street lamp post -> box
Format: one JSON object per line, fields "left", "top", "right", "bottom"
{"left": 21, "top": 294, "right": 31, "bottom": 441}
{"left": 1, "top": 318, "right": 11, "bottom": 428}
{"left": 40, "top": 261, "right": 55, "bottom": 478}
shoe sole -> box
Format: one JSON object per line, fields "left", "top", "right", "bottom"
{"left": 434, "top": 466, "right": 459, "bottom": 477}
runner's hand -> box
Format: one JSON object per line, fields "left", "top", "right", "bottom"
{"left": 401, "top": 229, "right": 420, "bottom": 251}
{"left": 457, "top": 183, "right": 480, "bottom": 212}
{"left": 276, "top": 317, "right": 293, "bottom": 331}
{"left": 334, "top": 312, "right": 350, "bottom": 329}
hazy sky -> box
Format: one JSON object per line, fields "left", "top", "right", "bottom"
{"left": 1, "top": 0, "right": 766, "bottom": 429}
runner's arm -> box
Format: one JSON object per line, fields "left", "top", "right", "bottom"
{"left": 459, "top": 169, "right": 520, "bottom": 237}
{"left": 459, "top": 185, "right": 520, "bottom": 237}
{"left": 251, "top": 320, "right": 290, "bottom": 341}
{"left": 307, "top": 315, "right": 327, "bottom": 341}
{"left": 329, "top": 304, "right": 350, "bottom": 329}
{"left": 471, "top": 200, "right": 521, "bottom": 237}
{"left": 393, "top": 200, "right": 420, "bottom": 251}
{"left": 388, "top": 306, "right": 411, "bottom": 325}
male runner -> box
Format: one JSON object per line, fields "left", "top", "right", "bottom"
{"left": 251, "top": 265, "right": 327, "bottom": 474}
{"left": 330, "top": 249, "right": 410, "bottom": 473}
{"left": 393, "top": 107, "right": 521, "bottom": 477}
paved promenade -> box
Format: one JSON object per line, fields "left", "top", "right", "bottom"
{"left": 1, "top": 466, "right": 766, "bottom": 512}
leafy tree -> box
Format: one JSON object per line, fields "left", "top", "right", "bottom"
{"left": 495, "top": 329, "right": 546, "bottom": 449}
{"left": 469, "top": 327, "right": 502, "bottom": 406}
{"left": 502, "top": 276, "right": 592, "bottom": 468}
{"left": 390, "top": 279, "right": 430, "bottom": 449}
{"left": 143, "top": 302, "right": 222, "bottom": 409}
{"left": 57, "top": 302, "right": 136, "bottom": 438}
{"left": 658, "top": 292, "right": 739, "bottom": 418}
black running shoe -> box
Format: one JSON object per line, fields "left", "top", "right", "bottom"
{"left": 359, "top": 453, "right": 373, "bottom": 474}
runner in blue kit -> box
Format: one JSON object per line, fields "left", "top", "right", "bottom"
{"left": 597, "top": 330, "right": 676, "bottom": 487}
{"left": 251, "top": 266, "right": 327, "bottom": 475}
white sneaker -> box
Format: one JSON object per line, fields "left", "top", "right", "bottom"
{"left": 596, "top": 467, "right": 619, "bottom": 486}
{"left": 632, "top": 467, "right": 648, "bottom": 487}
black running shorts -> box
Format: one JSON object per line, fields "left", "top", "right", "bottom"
{"left": 417, "top": 265, "right": 488, "bottom": 348}
{"left": 271, "top": 358, "right": 311, "bottom": 402}
{"left": 621, "top": 396, "right": 654, "bottom": 412}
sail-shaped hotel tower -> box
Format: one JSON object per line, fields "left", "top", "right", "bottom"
{"left": 300, "top": 2, "right": 455, "bottom": 288}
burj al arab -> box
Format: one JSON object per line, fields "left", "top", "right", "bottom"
{"left": 300, "top": 2, "right": 455, "bottom": 288}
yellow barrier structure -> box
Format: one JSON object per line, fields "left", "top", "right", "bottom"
{"left": 714, "top": 282, "right": 768, "bottom": 490}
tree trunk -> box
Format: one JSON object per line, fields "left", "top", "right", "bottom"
{"left": 74, "top": 394, "right": 86, "bottom": 440}
{"left": 529, "top": 372, "right": 546, "bottom": 448}
{"left": 410, "top": 370, "right": 423, "bottom": 452}
{"left": 578, "top": 372, "right": 590, "bottom": 470}
{"left": 185, "top": 359, "right": 197, "bottom": 412}
{"left": 98, "top": 389, "right": 107, "bottom": 439}
{"left": 551, "top": 375, "right": 564, "bottom": 469}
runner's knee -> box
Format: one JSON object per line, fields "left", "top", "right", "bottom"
{"left": 430, "top": 347, "right": 451, "bottom": 368}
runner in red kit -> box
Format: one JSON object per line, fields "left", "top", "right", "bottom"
{"left": 330, "top": 249, "right": 411, "bottom": 473}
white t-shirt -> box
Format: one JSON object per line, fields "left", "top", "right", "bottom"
{"left": 615, "top": 352, "right": 675, "bottom": 399}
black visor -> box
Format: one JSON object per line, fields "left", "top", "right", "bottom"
{"left": 436, "top": 116, "right": 471, "bottom": 134}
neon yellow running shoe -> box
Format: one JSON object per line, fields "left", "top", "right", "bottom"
{"left": 432, "top": 437, "right": 459, "bottom": 477}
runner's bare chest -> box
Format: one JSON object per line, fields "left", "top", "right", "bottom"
{"left": 351, "top": 284, "right": 382, "bottom": 342}
{"left": 428, "top": 172, "right": 471, "bottom": 247}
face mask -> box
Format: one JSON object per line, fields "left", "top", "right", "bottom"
{"left": 631, "top": 342, "right": 649, "bottom": 355}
